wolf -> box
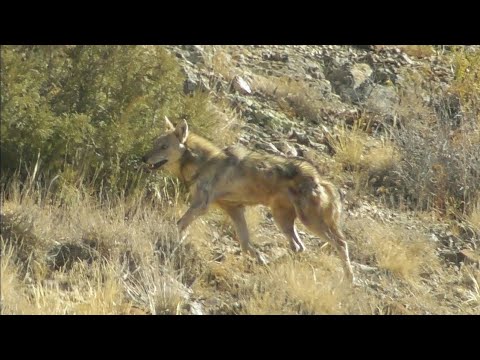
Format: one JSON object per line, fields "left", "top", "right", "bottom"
{"left": 142, "top": 117, "right": 355, "bottom": 281}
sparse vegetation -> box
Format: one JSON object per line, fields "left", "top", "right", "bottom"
{"left": 468, "top": 200, "right": 480, "bottom": 232}
{"left": 326, "top": 119, "right": 401, "bottom": 197}
{"left": 350, "top": 218, "right": 441, "bottom": 281}
{"left": 251, "top": 74, "right": 332, "bottom": 123}
{"left": 398, "top": 45, "right": 435, "bottom": 59}
{"left": 390, "top": 48, "right": 480, "bottom": 216}
{"left": 2, "top": 178, "right": 477, "bottom": 314}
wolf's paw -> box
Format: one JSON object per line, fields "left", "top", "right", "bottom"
{"left": 256, "top": 252, "right": 269, "bottom": 266}
{"left": 178, "top": 229, "right": 190, "bottom": 242}
{"left": 290, "top": 241, "right": 306, "bottom": 253}
{"left": 247, "top": 248, "right": 268, "bottom": 265}
{"left": 352, "top": 277, "right": 365, "bottom": 288}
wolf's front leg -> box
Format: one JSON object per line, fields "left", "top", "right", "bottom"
{"left": 177, "top": 188, "right": 210, "bottom": 234}
{"left": 221, "top": 204, "right": 268, "bottom": 265}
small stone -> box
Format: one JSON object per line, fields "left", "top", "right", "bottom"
{"left": 189, "top": 301, "right": 205, "bottom": 315}
{"left": 232, "top": 75, "right": 252, "bottom": 94}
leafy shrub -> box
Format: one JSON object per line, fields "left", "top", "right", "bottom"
{"left": 1, "top": 45, "right": 211, "bottom": 199}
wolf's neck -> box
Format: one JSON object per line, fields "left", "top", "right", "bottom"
{"left": 175, "top": 133, "right": 221, "bottom": 186}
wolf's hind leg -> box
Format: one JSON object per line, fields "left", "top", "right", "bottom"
{"left": 271, "top": 203, "right": 306, "bottom": 252}
{"left": 290, "top": 191, "right": 355, "bottom": 282}
{"left": 304, "top": 219, "right": 355, "bottom": 282}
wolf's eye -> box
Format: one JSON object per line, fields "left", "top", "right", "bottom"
{"left": 161, "top": 144, "right": 168, "bottom": 150}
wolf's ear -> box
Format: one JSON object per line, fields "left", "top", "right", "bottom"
{"left": 165, "top": 116, "right": 175, "bottom": 131}
{"left": 174, "top": 119, "right": 189, "bottom": 144}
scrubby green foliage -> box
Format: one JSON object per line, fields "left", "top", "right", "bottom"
{"left": 1, "top": 45, "right": 210, "bottom": 199}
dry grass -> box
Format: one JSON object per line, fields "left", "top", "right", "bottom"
{"left": 0, "top": 169, "right": 206, "bottom": 315}
{"left": 205, "top": 99, "right": 246, "bottom": 147}
{"left": 239, "top": 255, "right": 365, "bottom": 314}
{"left": 467, "top": 200, "right": 480, "bottom": 233}
{"left": 345, "top": 217, "right": 479, "bottom": 314}
{"left": 398, "top": 45, "right": 435, "bottom": 59}
{"left": 457, "top": 266, "right": 480, "bottom": 307}
{"left": 210, "top": 50, "right": 236, "bottom": 81}
{"left": 2, "top": 187, "right": 479, "bottom": 314}
{"left": 348, "top": 218, "right": 441, "bottom": 282}
{"left": 326, "top": 121, "right": 401, "bottom": 197}
{"left": 395, "top": 64, "right": 435, "bottom": 120}
{"left": 205, "top": 47, "right": 253, "bottom": 85}
{"left": 369, "top": 227, "right": 439, "bottom": 281}
{"left": 250, "top": 74, "right": 333, "bottom": 122}
{"left": 328, "top": 123, "right": 368, "bottom": 171}
{"left": 1, "top": 242, "right": 36, "bottom": 314}
{"left": 362, "top": 141, "right": 400, "bottom": 174}
{"left": 390, "top": 49, "right": 480, "bottom": 215}
{"left": 1, "top": 154, "right": 478, "bottom": 315}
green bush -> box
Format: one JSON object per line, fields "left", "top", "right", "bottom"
{"left": 1, "top": 45, "right": 210, "bottom": 199}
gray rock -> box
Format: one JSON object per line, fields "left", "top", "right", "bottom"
{"left": 262, "top": 52, "right": 289, "bottom": 62}
{"left": 307, "top": 65, "right": 325, "bottom": 80}
{"left": 373, "top": 67, "right": 397, "bottom": 85}
{"left": 365, "top": 85, "right": 398, "bottom": 114}
{"left": 183, "top": 80, "right": 196, "bottom": 94}
{"left": 232, "top": 75, "right": 252, "bottom": 94}
{"left": 350, "top": 63, "right": 373, "bottom": 89}
{"left": 267, "top": 142, "right": 281, "bottom": 154}
{"left": 183, "top": 71, "right": 200, "bottom": 94}
{"left": 317, "top": 79, "right": 333, "bottom": 97}
{"left": 274, "top": 141, "right": 298, "bottom": 157}
{"left": 326, "top": 63, "right": 373, "bottom": 103}
{"left": 253, "top": 109, "right": 270, "bottom": 123}
{"left": 180, "top": 45, "right": 205, "bottom": 64}
{"left": 401, "top": 53, "right": 414, "bottom": 65}
{"left": 188, "top": 301, "right": 205, "bottom": 315}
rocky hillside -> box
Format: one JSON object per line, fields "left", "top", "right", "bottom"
{"left": 163, "top": 45, "right": 479, "bottom": 314}
{"left": 167, "top": 44, "right": 479, "bottom": 260}
{"left": 1, "top": 45, "right": 479, "bottom": 315}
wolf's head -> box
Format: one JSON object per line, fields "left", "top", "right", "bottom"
{"left": 142, "top": 116, "right": 189, "bottom": 170}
